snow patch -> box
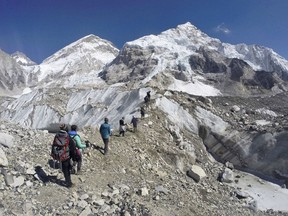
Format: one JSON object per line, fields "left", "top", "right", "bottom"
{"left": 256, "top": 108, "right": 278, "bottom": 117}
{"left": 168, "top": 78, "right": 221, "bottom": 96}
{"left": 255, "top": 120, "right": 271, "bottom": 126}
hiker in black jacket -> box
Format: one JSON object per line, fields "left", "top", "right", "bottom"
{"left": 51, "top": 124, "right": 77, "bottom": 188}
{"left": 119, "top": 117, "right": 127, "bottom": 137}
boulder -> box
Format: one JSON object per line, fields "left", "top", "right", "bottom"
{"left": 187, "top": 165, "right": 206, "bottom": 182}
{"left": 0, "top": 148, "right": 8, "bottom": 167}
{"left": 0, "top": 133, "right": 14, "bottom": 148}
{"left": 221, "top": 168, "right": 234, "bottom": 183}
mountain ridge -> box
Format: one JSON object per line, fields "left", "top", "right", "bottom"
{"left": 1, "top": 22, "right": 288, "bottom": 96}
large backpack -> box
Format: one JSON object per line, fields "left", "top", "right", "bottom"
{"left": 51, "top": 133, "right": 70, "bottom": 161}
{"left": 70, "top": 134, "right": 82, "bottom": 160}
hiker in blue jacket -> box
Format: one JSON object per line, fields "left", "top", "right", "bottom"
{"left": 99, "top": 117, "right": 111, "bottom": 155}
{"left": 68, "top": 125, "right": 86, "bottom": 174}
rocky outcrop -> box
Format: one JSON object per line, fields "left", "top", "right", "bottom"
{"left": 0, "top": 50, "right": 26, "bottom": 96}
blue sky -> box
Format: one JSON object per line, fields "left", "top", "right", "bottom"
{"left": 0, "top": 0, "right": 287, "bottom": 64}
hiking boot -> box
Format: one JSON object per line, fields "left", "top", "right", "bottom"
{"left": 66, "top": 182, "right": 74, "bottom": 188}
{"left": 76, "top": 170, "right": 83, "bottom": 175}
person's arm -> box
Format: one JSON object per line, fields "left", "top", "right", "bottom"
{"left": 74, "top": 135, "right": 86, "bottom": 149}
{"left": 108, "top": 125, "right": 111, "bottom": 135}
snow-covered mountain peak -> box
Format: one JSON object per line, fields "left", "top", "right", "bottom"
{"left": 126, "top": 22, "right": 220, "bottom": 52}
{"left": 103, "top": 22, "right": 288, "bottom": 97}
{"left": 32, "top": 34, "right": 119, "bottom": 86}
{"left": 11, "top": 51, "right": 36, "bottom": 66}
{"left": 43, "top": 34, "right": 118, "bottom": 64}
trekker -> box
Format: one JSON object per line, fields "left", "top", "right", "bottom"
{"left": 144, "top": 91, "right": 151, "bottom": 104}
{"left": 119, "top": 117, "right": 126, "bottom": 137}
{"left": 68, "top": 125, "right": 86, "bottom": 174}
{"left": 99, "top": 117, "right": 111, "bottom": 155}
{"left": 140, "top": 106, "right": 145, "bottom": 118}
{"left": 131, "top": 116, "right": 138, "bottom": 132}
{"left": 51, "top": 123, "right": 77, "bottom": 188}
{"left": 147, "top": 91, "right": 151, "bottom": 101}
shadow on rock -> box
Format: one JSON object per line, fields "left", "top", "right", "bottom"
{"left": 34, "top": 165, "right": 66, "bottom": 187}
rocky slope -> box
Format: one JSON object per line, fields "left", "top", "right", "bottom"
{"left": 0, "top": 96, "right": 286, "bottom": 216}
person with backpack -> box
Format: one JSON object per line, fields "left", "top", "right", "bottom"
{"left": 51, "top": 123, "right": 77, "bottom": 188}
{"left": 147, "top": 91, "right": 151, "bottom": 101}
{"left": 144, "top": 91, "right": 151, "bottom": 104}
{"left": 99, "top": 117, "right": 111, "bottom": 155}
{"left": 144, "top": 95, "right": 149, "bottom": 104}
{"left": 119, "top": 117, "right": 127, "bottom": 137}
{"left": 68, "top": 125, "right": 86, "bottom": 174}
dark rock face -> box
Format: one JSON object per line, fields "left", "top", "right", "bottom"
{"left": 189, "top": 48, "right": 227, "bottom": 74}
{"left": 100, "top": 45, "right": 158, "bottom": 84}
{"left": 187, "top": 48, "right": 287, "bottom": 96}
{"left": 228, "top": 58, "right": 247, "bottom": 82}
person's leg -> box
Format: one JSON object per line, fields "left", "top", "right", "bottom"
{"left": 62, "top": 159, "right": 72, "bottom": 187}
{"left": 77, "top": 155, "right": 82, "bottom": 172}
{"left": 103, "top": 139, "right": 109, "bottom": 155}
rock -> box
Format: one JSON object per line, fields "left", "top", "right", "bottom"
{"left": 79, "top": 206, "right": 91, "bottom": 216}
{"left": 25, "top": 180, "right": 33, "bottom": 187}
{"left": 101, "top": 190, "right": 109, "bottom": 198}
{"left": 225, "top": 162, "right": 234, "bottom": 170}
{"left": 80, "top": 193, "right": 89, "bottom": 200}
{"left": 153, "top": 195, "right": 160, "bottom": 201}
{"left": 235, "top": 190, "right": 250, "bottom": 199}
{"left": 3, "top": 172, "right": 14, "bottom": 186}
{"left": 77, "top": 200, "right": 88, "bottom": 208}
{"left": 11, "top": 176, "right": 25, "bottom": 187}
{"left": 0, "top": 133, "right": 14, "bottom": 148}
{"left": 155, "top": 185, "right": 169, "bottom": 195}
{"left": 231, "top": 105, "right": 240, "bottom": 112}
{"left": 155, "top": 170, "right": 167, "bottom": 178}
{"left": 23, "top": 201, "right": 34, "bottom": 216}
{"left": 221, "top": 168, "right": 234, "bottom": 183}
{"left": 25, "top": 165, "right": 36, "bottom": 175}
{"left": 0, "top": 148, "right": 8, "bottom": 167}
{"left": 99, "top": 204, "right": 110, "bottom": 213}
{"left": 247, "top": 200, "right": 258, "bottom": 212}
{"left": 187, "top": 165, "right": 207, "bottom": 182}
{"left": 112, "top": 188, "right": 120, "bottom": 195}
{"left": 139, "top": 187, "right": 149, "bottom": 196}
{"left": 123, "top": 211, "right": 131, "bottom": 216}
{"left": 93, "top": 199, "right": 105, "bottom": 206}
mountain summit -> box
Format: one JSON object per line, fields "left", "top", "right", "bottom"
{"left": 101, "top": 22, "right": 288, "bottom": 96}
{"left": 11, "top": 51, "right": 36, "bottom": 66}
{"left": 33, "top": 34, "right": 119, "bottom": 88}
